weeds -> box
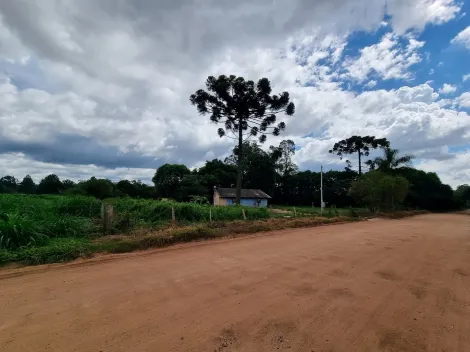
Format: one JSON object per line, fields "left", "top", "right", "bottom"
{"left": 0, "top": 238, "right": 96, "bottom": 265}
{"left": 0, "top": 194, "right": 425, "bottom": 266}
{"left": 0, "top": 195, "right": 100, "bottom": 249}
{"left": 0, "top": 194, "right": 268, "bottom": 251}
{"left": 108, "top": 198, "right": 269, "bottom": 223}
{"left": 0, "top": 213, "right": 49, "bottom": 249}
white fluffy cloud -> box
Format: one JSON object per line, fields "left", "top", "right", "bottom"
{"left": 0, "top": 0, "right": 468, "bottom": 187}
{"left": 438, "top": 83, "right": 457, "bottom": 94}
{"left": 463, "top": 73, "right": 470, "bottom": 82}
{"left": 456, "top": 92, "right": 470, "bottom": 108}
{"left": 418, "top": 151, "right": 470, "bottom": 187}
{"left": 387, "top": 0, "right": 461, "bottom": 34}
{"left": 364, "top": 80, "right": 378, "bottom": 89}
{"left": 451, "top": 26, "right": 470, "bottom": 49}
{"left": 342, "top": 33, "right": 425, "bottom": 82}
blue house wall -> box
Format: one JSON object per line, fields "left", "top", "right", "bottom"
{"left": 225, "top": 198, "right": 268, "bottom": 207}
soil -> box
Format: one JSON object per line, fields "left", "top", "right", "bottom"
{"left": 1, "top": 214, "right": 469, "bottom": 352}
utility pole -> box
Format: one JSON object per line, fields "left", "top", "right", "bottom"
{"left": 320, "top": 165, "right": 324, "bottom": 216}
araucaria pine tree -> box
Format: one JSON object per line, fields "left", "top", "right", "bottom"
{"left": 190, "top": 75, "right": 295, "bottom": 204}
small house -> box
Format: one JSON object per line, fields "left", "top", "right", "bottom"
{"left": 213, "top": 187, "right": 271, "bottom": 207}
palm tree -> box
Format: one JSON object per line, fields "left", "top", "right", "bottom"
{"left": 367, "top": 148, "right": 414, "bottom": 174}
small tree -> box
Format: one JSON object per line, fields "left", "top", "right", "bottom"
{"left": 190, "top": 75, "right": 295, "bottom": 204}
{"left": 0, "top": 176, "right": 18, "bottom": 193}
{"left": 329, "top": 136, "right": 389, "bottom": 175}
{"left": 80, "top": 177, "right": 115, "bottom": 199}
{"left": 152, "top": 164, "right": 191, "bottom": 199}
{"left": 37, "top": 174, "right": 63, "bottom": 194}
{"left": 349, "top": 171, "right": 409, "bottom": 211}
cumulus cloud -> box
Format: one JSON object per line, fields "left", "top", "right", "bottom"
{"left": 387, "top": 0, "right": 461, "bottom": 34}
{"left": 463, "top": 73, "right": 470, "bottom": 82}
{"left": 342, "top": 33, "right": 425, "bottom": 82}
{"left": 456, "top": 92, "right": 470, "bottom": 108}
{"left": 418, "top": 151, "right": 470, "bottom": 187}
{"left": 364, "top": 80, "right": 378, "bottom": 89}
{"left": 451, "top": 26, "right": 470, "bottom": 49}
{"left": 0, "top": 0, "right": 468, "bottom": 187}
{"left": 438, "top": 83, "right": 457, "bottom": 94}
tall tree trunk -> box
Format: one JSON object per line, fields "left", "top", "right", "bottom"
{"left": 358, "top": 149, "right": 362, "bottom": 175}
{"left": 236, "top": 121, "right": 243, "bottom": 205}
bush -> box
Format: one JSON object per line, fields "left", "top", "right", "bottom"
{"left": 350, "top": 171, "right": 409, "bottom": 211}
{"left": 0, "top": 213, "right": 49, "bottom": 249}
{"left": 0, "top": 195, "right": 101, "bottom": 249}
{"left": 56, "top": 196, "right": 101, "bottom": 217}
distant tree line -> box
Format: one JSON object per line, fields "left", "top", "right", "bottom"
{"left": 0, "top": 137, "right": 467, "bottom": 211}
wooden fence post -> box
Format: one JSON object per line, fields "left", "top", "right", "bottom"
{"left": 171, "top": 207, "right": 176, "bottom": 223}
{"left": 242, "top": 209, "right": 247, "bottom": 220}
{"left": 209, "top": 208, "right": 212, "bottom": 223}
{"left": 293, "top": 207, "right": 297, "bottom": 217}
{"left": 101, "top": 204, "right": 114, "bottom": 234}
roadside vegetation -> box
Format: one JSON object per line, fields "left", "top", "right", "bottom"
{"left": 0, "top": 194, "right": 360, "bottom": 266}
{"left": 0, "top": 192, "right": 429, "bottom": 266}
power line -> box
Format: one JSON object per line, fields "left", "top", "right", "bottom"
{"left": 394, "top": 119, "right": 432, "bottom": 142}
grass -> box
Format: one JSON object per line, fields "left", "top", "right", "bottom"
{"left": 1, "top": 216, "right": 357, "bottom": 266}
{"left": 271, "top": 205, "right": 370, "bottom": 218}
{"left": 0, "top": 238, "right": 96, "bottom": 265}
{"left": 0, "top": 194, "right": 427, "bottom": 266}
{"left": 0, "top": 195, "right": 101, "bottom": 250}
{"left": 0, "top": 194, "right": 270, "bottom": 252}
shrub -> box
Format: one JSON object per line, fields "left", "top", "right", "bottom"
{"left": 0, "top": 213, "right": 49, "bottom": 250}
{"left": 56, "top": 196, "right": 101, "bottom": 217}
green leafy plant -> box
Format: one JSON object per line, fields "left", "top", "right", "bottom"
{"left": 0, "top": 213, "right": 49, "bottom": 249}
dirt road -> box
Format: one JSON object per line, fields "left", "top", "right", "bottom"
{"left": 1, "top": 214, "right": 469, "bottom": 352}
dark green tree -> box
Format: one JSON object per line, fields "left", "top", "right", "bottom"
{"left": 397, "top": 168, "right": 458, "bottom": 211}
{"left": 367, "top": 148, "right": 414, "bottom": 174}
{"left": 225, "top": 141, "right": 278, "bottom": 195}
{"left": 18, "top": 175, "right": 36, "bottom": 194}
{"left": 329, "top": 136, "right": 389, "bottom": 175}
{"left": 175, "top": 175, "right": 207, "bottom": 202}
{"left": 349, "top": 171, "right": 409, "bottom": 211}
{"left": 116, "top": 180, "right": 138, "bottom": 197}
{"left": 197, "top": 159, "right": 237, "bottom": 201}
{"left": 197, "top": 159, "right": 237, "bottom": 188}
{"left": 0, "top": 175, "right": 19, "bottom": 193}
{"left": 132, "top": 181, "right": 156, "bottom": 199}
{"left": 270, "top": 139, "right": 298, "bottom": 177}
{"left": 152, "top": 164, "right": 191, "bottom": 199}
{"left": 62, "top": 179, "right": 76, "bottom": 190}
{"left": 80, "top": 177, "right": 115, "bottom": 199}
{"left": 37, "top": 174, "right": 63, "bottom": 194}
{"left": 190, "top": 75, "right": 295, "bottom": 204}
{"left": 454, "top": 184, "right": 470, "bottom": 208}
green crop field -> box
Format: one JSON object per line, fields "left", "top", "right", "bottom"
{"left": 0, "top": 194, "right": 362, "bottom": 266}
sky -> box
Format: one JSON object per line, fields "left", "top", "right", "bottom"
{"left": 0, "top": 0, "right": 469, "bottom": 188}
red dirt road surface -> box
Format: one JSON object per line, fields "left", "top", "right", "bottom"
{"left": 1, "top": 214, "right": 469, "bottom": 352}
